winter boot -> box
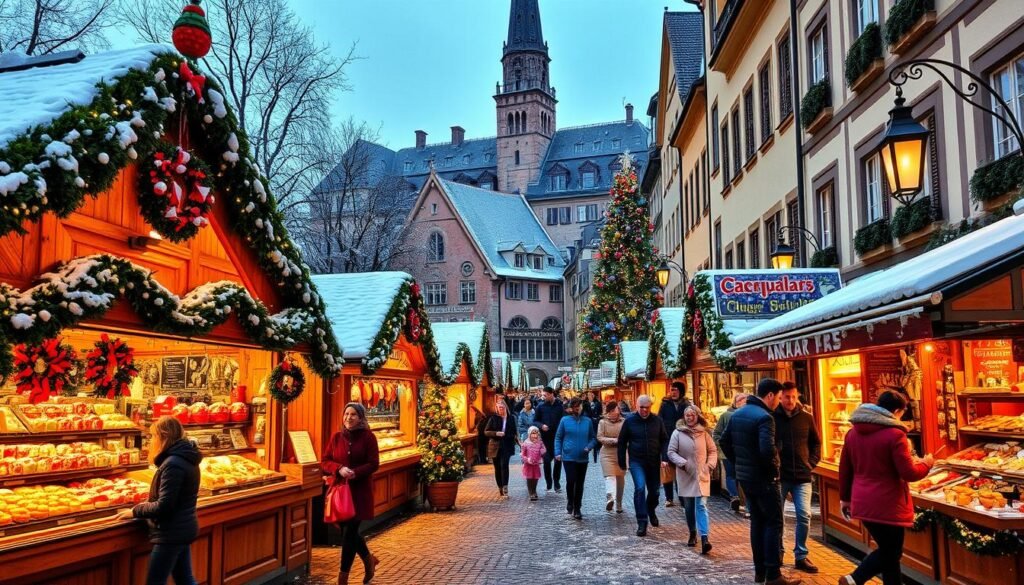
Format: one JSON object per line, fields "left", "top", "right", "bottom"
{"left": 687, "top": 532, "right": 697, "bottom": 547}
{"left": 636, "top": 520, "right": 648, "bottom": 537}
{"left": 701, "top": 536, "right": 713, "bottom": 555}
{"left": 359, "top": 553, "right": 379, "bottom": 584}
{"left": 337, "top": 571, "right": 350, "bottom": 585}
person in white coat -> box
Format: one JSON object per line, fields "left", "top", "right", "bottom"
{"left": 667, "top": 405, "right": 719, "bottom": 555}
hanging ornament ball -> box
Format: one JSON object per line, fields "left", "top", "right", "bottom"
{"left": 173, "top": 0, "right": 213, "bottom": 59}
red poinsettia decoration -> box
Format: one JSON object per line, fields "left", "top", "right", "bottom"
{"left": 85, "top": 334, "right": 139, "bottom": 399}
{"left": 13, "top": 338, "right": 79, "bottom": 404}
{"left": 407, "top": 308, "right": 421, "bottom": 342}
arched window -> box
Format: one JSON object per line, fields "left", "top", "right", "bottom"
{"left": 541, "top": 317, "right": 561, "bottom": 330}
{"left": 508, "top": 316, "right": 530, "bottom": 329}
{"left": 427, "top": 232, "right": 445, "bottom": 262}
{"left": 514, "top": 150, "right": 520, "bottom": 165}
{"left": 521, "top": 111, "right": 527, "bottom": 132}
{"left": 514, "top": 112, "right": 521, "bottom": 134}
{"left": 507, "top": 113, "right": 514, "bottom": 135}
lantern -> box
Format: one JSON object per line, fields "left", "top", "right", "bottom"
{"left": 770, "top": 239, "right": 796, "bottom": 270}
{"left": 877, "top": 91, "right": 929, "bottom": 206}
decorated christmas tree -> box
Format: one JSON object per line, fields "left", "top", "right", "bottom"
{"left": 579, "top": 154, "right": 662, "bottom": 368}
{"left": 416, "top": 383, "right": 467, "bottom": 484}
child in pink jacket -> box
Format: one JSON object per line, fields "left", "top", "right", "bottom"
{"left": 520, "top": 426, "right": 546, "bottom": 501}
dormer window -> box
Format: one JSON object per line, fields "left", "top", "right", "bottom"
{"left": 532, "top": 256, "right": 543, "bottom": 270}
{"left": 574, "top": 142, "right": 584, "bottom": 154}
{"left": 612, "top": 138, "right": 621, "bottom": 148}
{"left": 444, "top": 156, "right": 453, "bottom": 167}
{"left": 581, "top": 170, "right": 596, "bottom": 189}
{"left": 479, "top": 181, "right": 493, "bottom": 190}
{"left": 594, "top": 140, "right": 601, "bottom": 151}
{"left": 550, "top": 174, "right": 566, "bottom": 191}
{"left": 484, "top": 152, "right": 493, "bottom": 162}
{"left": 404, "top": 160, "right": 412, "bottom": 172}
{"left": 547, "top": 256, "right": 555, "bottom": 266}
{"left": 463, "top": 154, "right": 471, "bottom": 164}
{"left": 514, "top": 253, "right": 525, "bottom": 268}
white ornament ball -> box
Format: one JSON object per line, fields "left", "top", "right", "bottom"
{"left": 176, "top": 164, "right": 187, "bottom": 174}
{"left": 154, "top": 298, "right": 164, "bottom": 306}
{"left": 98, "top": 152, "right": 110, "bottom": 165}
{"left": 128, "top": 147, "right": 138, "bottom": 160}
{"left": 154, "top": 181, "right": 167, "bottom": 195}
{"left": 203, "top": 114, "right": 213, "bottom": 124}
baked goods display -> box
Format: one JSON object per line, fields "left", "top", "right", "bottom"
{"left": 0, "top": 477, "right": 149, "bottom": 526}
{"left": 6, "top": 403, "right": 137, "bottom": 433}
{"left": 0, "top": 442, "right": 140, "bottom": 478}
{"left": 962, "top": 414, "right": 1024, "bottom": 434}
{"left": 198, "top": 455, "right": 280, "bottom": 490}
{"left": 379, "top": 445, "right": 419, "bottom": 463}
{"left": 909, "top": 468, "right": 963, "bottom": 493}
{"left": 945, "top": 442, "right": 1024, "bottom": 475}
{"left": 0, "top": 407, "right": 27, "bottom": 434}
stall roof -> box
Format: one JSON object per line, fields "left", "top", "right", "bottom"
{"left": 732, "top": 213, "right": 1024, "bottom": 349}
{"left": 313, "top": 272, "right": 412, "bottom": 360}
{"left": 589, "top": 360, "right": 618, "bottom": 388}
{"left": 490, "top": 351, "right": 512, "bottom": 390}
{"left": 431, "top": 321, "right": 492, "bottom": 386}
{"left": 618, "top": 340, "right": 648, "bottom": 381}
{"left": 647, "top": 307, "right": 687, "bottom": 378}
{"left": 510, "top": 360, "right": 525, "bottom": 390}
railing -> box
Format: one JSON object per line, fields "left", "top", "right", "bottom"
{"left": 497, "top": 80, "right": 556, "bottom": 97}
{"left": 711, "top": 0, "right": 744, "bottom": 57}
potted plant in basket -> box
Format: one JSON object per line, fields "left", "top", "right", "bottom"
{"left": 417, "top": 383, "right": 468, "bottom": 510}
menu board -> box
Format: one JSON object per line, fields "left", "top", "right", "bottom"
{"left": 864, "top": 349, "right": 904, "bottom": 403}
{"left": 161, "top": 357, "right": 187, "bottom": 390}
{"left": 964, "top": 340, "right": 1016, "bottom": 387}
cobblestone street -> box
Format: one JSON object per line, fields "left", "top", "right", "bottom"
{"left": 299, "top": 458, "right": 869, "bottom": 585}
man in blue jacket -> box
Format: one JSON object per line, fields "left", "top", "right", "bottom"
{"left": 617, "top": 394, "right": 669, "bottom": 537}
{"left": 533, "top": 388, "right": 565, "bottom": 492}
{"left": 720, "top": 378, "right": 802, "bottom": 585}
{"left": 555, "top": 397, "right": 597, "bottom": 519}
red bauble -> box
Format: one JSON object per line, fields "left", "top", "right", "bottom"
{"left": 173, "top": 0, "right": 213, "bottom": 59}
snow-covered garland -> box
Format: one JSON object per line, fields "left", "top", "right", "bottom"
{"left": 268, "top": 358, "right": 305, "bottom": 405}
{"left": 0, "top": 255, "right": 323, "bottom": 377}
{"left": 0, "top": 51, "right": 342, "bottom": 376}
{"left": 645, "top": 309, "right": 689, "bottom": 380}
{"left": 360, "top": 278, "right": 456, "bottom": 386}
{"left": 139, "top": 140, "right": 213, "bottom": 241}
{"left": 440, "top": 332, "right": 493, "bottom": 388}
{"left": 684, "top": 274, "right": 737, "bottom": 371}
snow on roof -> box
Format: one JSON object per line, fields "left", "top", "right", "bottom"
{"left": 0, "top": 44, "right": 168, "bottom": 148}
{"left": 653, "top": 307, "right": 687, "bottom": 363}
{"left": 618, "top": 341, "right": 648, "bottom": 380}
{"left": 431, "top": 321, "right": 488, "bottom": 378}
{"left": 491, "top": 351, "right": 511, "bottom": 389}
{"left": 312, "top": 271, "right": 412, "bottom": 359}
{"left": 733, "top": 213, "right": 1024, "bottom": 346}
{"left": 510, "top": 361, "right": 525, "bottom": 388}
{"left": 439, "top": 178, "right": 565, "bottom": 281}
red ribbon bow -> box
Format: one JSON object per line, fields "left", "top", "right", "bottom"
{"left": 179, "top": 61, "right": 206, "bottom": 103}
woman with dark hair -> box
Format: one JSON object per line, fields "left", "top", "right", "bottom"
{"left": 323, "top": 403, "right": 381, "bottom": 585}
{"left": 116, "top": 416, "right": 202, "bottom": 585}
{"left": 839, "top": 390, "right": 933, "bottom": 585}
{"left": 485, "top": 399, "right": 518, "bottom": 497}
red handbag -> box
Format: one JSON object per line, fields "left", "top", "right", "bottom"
{"left": 324, "top": 478, "right": 356, "bottom": 524}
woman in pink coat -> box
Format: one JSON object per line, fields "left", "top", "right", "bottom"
{"left": 667, "top": 405, "right": 718, "bottom": 555}
{"left": 520, "top": 426, "right": 546, "bottom": 501}
{"left": 839, "top": 390, "right": 932, "bottom": 585}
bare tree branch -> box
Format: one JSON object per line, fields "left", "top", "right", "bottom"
{"left": 0, "top": 0, "right": 114, "bottom": 55}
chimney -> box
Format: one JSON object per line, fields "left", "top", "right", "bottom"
{"left": 451, "top": 126, "right": 465, "bottom": 147}
{"left": 415, "top": 130, "right": 427, "bottom": 150}
{"left": 625, "top": 103, "right": 634, "bottom": 124}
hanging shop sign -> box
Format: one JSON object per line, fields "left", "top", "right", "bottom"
{"left": 735, "top": 310, "right": 933, "bottom": 366}
{"left": 383, "top": 349, "right": 412, "bottom": 371}
{"left": 711, "top": 270, "right": 842, "bottom": 319}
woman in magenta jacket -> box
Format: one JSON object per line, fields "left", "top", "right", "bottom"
{"left": 838, "top": 390, "right": 933, "bottom": 585}
{"left": 323, "top": 403, "right": 380, "bottom": 585}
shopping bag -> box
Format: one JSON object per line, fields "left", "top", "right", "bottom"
{"left": 324, "top": 479, "right": 356, "bottom": 523}
{"left": 660, "top": 464, "right": 675, "bottom": 484}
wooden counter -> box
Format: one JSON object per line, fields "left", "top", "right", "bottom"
{"left": 372, "top": 452, "right": 421, "bottom": 518}
{"left": 0, "top": 478, "right": 320, "bottom": 585}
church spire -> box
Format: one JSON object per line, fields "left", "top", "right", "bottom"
{"left": 505, "top": 0, "right": 546, "bottom": 55}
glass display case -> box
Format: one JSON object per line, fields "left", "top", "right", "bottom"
{"left": 697, "top": 369, "right": 775, "bottom": 427}
{"left": 350, "top": 376, "right": 417, "bottom": 463}
{"left": 446, "top": 385, "right": 470, "bottom": 437}
{"left": 817, "top": 354, "right": 864, "bottom": 467}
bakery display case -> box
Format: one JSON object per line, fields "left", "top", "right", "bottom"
{"left": 817, "top": 354, "right": 863, "bottom": 467}
{"left": 351, "top": 376, "right": 418, "bottom": 464}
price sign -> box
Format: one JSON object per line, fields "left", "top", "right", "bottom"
{"left": 288, "top": 430, "right": 318, "bottom": 464}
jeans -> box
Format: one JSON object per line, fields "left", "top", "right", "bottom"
{"left": 146, "top": 543, "right": 197, "bottom": 585}
{"left": 493, "top": 449, "right": 512, "bottom": 488}
{"left": 852, "top": 521, "right": 906, "bottom": 585}
{"left": 723, "top": 459, "right": 740, "bottom": 498}
{"left": 563, "top": 460, "right": 588, "bottom": 514}
{"left": 340, "top": 519, "right": 370, "bottom": 572}
{"left": 628, "top": 463, "right": 661, "bottom": 524}
{"left": 741, "top": 480, "right": 784, "bottom": 580}
{"left": 682, "top": 496, "right": 710, "bottom": 537}
{"left": 781, "top": 480, "right": 812, "bottom": 561}
{"left": 542, "top": 444, "right": 562, "bottom": 489}
{"left": 604, "top": 475, "right": 625, "bottom": 508}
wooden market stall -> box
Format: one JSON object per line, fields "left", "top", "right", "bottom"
{"left": 730, "top": 212, "right": 1024, "bottom": 585}
{"left": 587, "top": 360, "right": 620, "bottom": 405}
{"left": 617, "top": 340, "right": 654, "bottom": 407}
{"left": 430, "top": 322, "right": 494, "bottom": 465}
{"left": 645, "top": 307, "right": 689, "bottom": 412}
{"left": 0, "top": 46, "right": 343, "bottom": 584}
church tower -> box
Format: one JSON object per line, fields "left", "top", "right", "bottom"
{"left": 495, "top": 0, "right": 556, "bottom": 194}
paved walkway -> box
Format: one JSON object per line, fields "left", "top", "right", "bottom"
{"left": 300, "top": 459, "right": 868, "bottom": 585}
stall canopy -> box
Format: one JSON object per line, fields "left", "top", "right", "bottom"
{"left": 430, "top": 322, "right": 493, "bottom": 386}
{"left": 730, "top": 212, "right": 1024, "bottom": 365}
{"left": 588, "top": 360, "right": 618, "bottom": 389}
{"left": 490, "top": 351, "right": 512, "bottom": 392}
{"left": 510, "top": 360, "right": 526, "bottom": 392}
{"left": 685, "top": 269, "right": 843, "bottom": 370}
{"left": 646, "top": 307, "right": 688, "bottom": 379}
{"left": 312, "top": 272, "right": 450, "bottom": 383}
{"left": 0, "top": 44, "right": 344, "bottom": 378}
{"left": 617, "top": 340, "right": 649, "bottom": 382}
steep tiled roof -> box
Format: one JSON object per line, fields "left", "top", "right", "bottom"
{"left": 314, "top": 139, "right": 399, "bottom": 193}
{"left": 438, "top": 178, "right": 565, "bottom": 281}
{"left": 526, "top": 120, "right": 650, "bottom": 201}
{"left": 395, "top": 137, "right": 498, "bottom": 192}
{"left": 665, "top": 12, "right": 705, "bottom": 103}
{"left": 505, "top": 0, "right": 547, "bottom": 55}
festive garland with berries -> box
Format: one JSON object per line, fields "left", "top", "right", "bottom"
{"left": 684, "top": 274, "right": 738, "bottom": 371}
{"left": 432, "top": 323, "right": 493, "bottom": 388}
{"left": 645, "top": 308, "right": 690, "bottom": 380}
{"left": 910, "top": 507, "right": 1024, "bottom": 556}
{"left": 0, "top": 49, "right": 343, "bottom": 377}
{"left": 139, "top": 141, "right": 213, "bottom": 241}
{"left": 268, "top": 358, "right": 305, "bottom": 405}
{"left": 85, "top": 334, "right": 139, "bottom": 399}
{"left": 12, "top": 337, "right": 81, "bottom": 403}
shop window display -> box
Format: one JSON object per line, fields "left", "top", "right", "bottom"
{"left": 349, "top": 377, "right": 418, "bottom": 463}
{"left": 817, "top": 353, "right": 863, "bottom": 466}
{"left": 698, "top": 370, "right": 775, "bottom": 426}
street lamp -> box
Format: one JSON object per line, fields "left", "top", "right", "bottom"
{"left": 769, "top": 226, "right": 820, "bottom": 270}
{"left": 656, "top": 258, "right": 687, "bottom": 290}
{"left": 880, "top": 59, "right": 1024, "bottom": 205}
{"left": 770, "top": 238, "right": 796, "bottom": 270}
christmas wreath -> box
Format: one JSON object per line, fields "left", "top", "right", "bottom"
{"left": 85, "top": 334, "right": 139, "bottom": 399}
{"left": 269, "top": 358, "right": 305, "bottom": 405}
{"left": 12, "top": 338, "right": 82, "bottom": 404}
{"left": 138, "top": 141, "right": 214, "bottom": 242}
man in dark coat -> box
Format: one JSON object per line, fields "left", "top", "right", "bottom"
{"left": 720, "top": 378, "right": 802, "bottom": 585}
{"left": 533, "top": 388, "right": 565, "bottom": 492}
{"left": 657, "top": 380, "right": 691, "bottom": 506}
{"left": 775, "top": 381, "right": 822, "bottom": 574}
{"left": 617, "top": 394, "right": 669, "bottom": 537}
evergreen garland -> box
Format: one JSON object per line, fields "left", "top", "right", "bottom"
{"left": 268, "top": 358, "right": 305, "bottom": 405}
{"left": 416, "top": 383, "right": 467, "bottom": 484}
{"left": 579, "top": 155, "right": 662, "bottom": 368}
{"left": 645, "top": 308, "right": 689, "bottom": 380}
{"left": 683, "top": 274, "right": 737, "bottom": 371}
{"left": 0, "top": 49, "right": 343, "bottom": 376}
{"left": 911, "top": 507, "right": 1024, "bottom": 557}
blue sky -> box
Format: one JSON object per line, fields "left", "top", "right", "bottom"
{"left": 290, "top": 0, "right": 695, "bottom": 149}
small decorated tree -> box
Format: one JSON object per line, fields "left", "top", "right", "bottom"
{"left": 579, "top": 153, "right": 663, "bottom": 368}
{"left": 417, "top": 383, "right": 467, "bottom": 510}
